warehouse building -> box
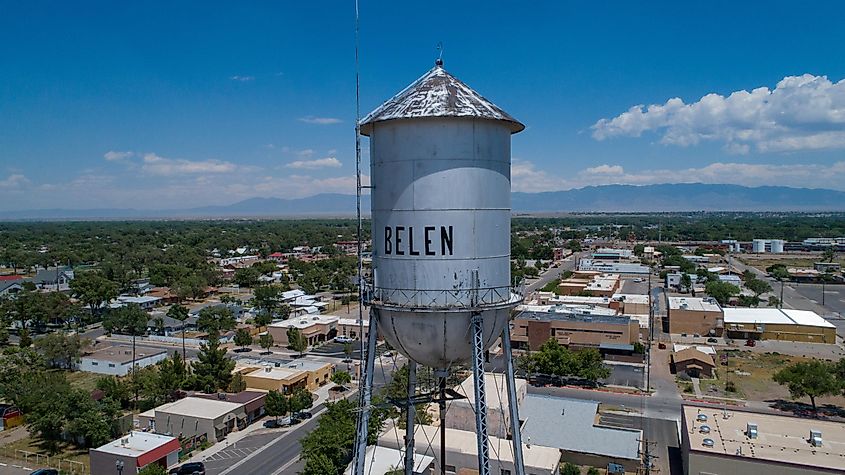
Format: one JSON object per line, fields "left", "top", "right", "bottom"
{"left": 667, "top": 297, "right": 723, "bottom": 336}
{"left": 80, "top": 345, "right": 168, "bottom": 376}
{"left": 723, "top": 308, "right": 836, "bottom": 343}
{"left": 90, "top": 432, "right": 180, "bottom": 475}
{"left": 681, "top": 405, "right": 845, "bottom": 474}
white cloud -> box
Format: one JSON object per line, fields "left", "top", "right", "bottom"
{"left": 510, "top": 160, "right": 845, "bottom": 192}
{"left": 141, "top": 153, "right": 237, "bottom": 176}
{"left": 230, "top": 75, "right": 255, "bottom": 82}
{"left": 592, "top": 74, "right": 845, "bottom": 153}
{"left": 104, "top": 150, "right": 133, "bottom": 161}
{"left": 298, "top": 116, "right": 343, "bottom": 125}
{"left": 285, "top": 157, "right": 342, "bottom": 169}
{"left": 0, "top": 174, "right": 30, "bottom": 189}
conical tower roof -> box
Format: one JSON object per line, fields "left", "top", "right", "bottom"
{"left": 360, "top": 63, "right": 524, "bottom": 136}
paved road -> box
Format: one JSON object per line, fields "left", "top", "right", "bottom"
{"left": 526, "top": 253, "right": 581, "bottom": 293}
{"left": 527, "top": 385, "right": 681, "bottom": 421}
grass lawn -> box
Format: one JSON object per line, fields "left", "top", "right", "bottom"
{"left": 1, "top": 434, "right": 90, "bottom": 473}
{"left": 64, "top": 370, "right": 101, "bottom": 392}
{"left": 694, "top": 350, "right": 845, "bottom": 409}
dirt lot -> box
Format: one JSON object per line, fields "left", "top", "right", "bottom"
{"left": 691, "top": 350, "right": 845, "bottom": 409}
{"left": 739, "top": 255, "right": 845, "bottom": 273}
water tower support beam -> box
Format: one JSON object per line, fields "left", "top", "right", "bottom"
{"left": 352, "top": 309, "right": 379, "bottom": 475}
{"left": 501, "top": 327, "right": 526, "bottom": 475}
{"left": 470, "top": 312, "right": 491, "bottom": 475}
{"left": 404, "top": 360, "right": 417, "bottom": 475}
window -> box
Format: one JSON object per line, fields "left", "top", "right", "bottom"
{"left": 501, "top": 470, "right": 511, "bottom": 475}
{"left": 108, "top": 363, "right": 115, "bottom": 367}
{"left": 445, "top": 466, "right": 456, "bottom": 474}
{"left": 91, "top": 361, "right": 98, "bottom": 366}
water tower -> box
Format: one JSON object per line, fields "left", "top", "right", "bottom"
{"left": 352, "top": 60, "right": 527, "bottom": 475}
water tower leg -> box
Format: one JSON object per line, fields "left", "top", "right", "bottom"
{"left": 404, "top": 360, "right": 417, "bottom": 475}
{"left": 434, "top": 369, "right": 448, "bottom": 475}
{"left": 501, "top": 327, "right": 526, "bottom": 475}
{"left": 470, "top": 312, "right": 491, "bottom": 475}
{"left": 352, "top": 309, "right": 379, "bottom": 475}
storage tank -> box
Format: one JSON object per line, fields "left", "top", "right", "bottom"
{"left": 752, "top": 239, "right": 766, "bottom": 253}
{"left": 770, "top": 239, "right": 784, "bottom": 253}
{"left": 360, "top": 61, "right": 524, "bottom": 369}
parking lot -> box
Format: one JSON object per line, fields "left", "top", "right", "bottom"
{"left": 602, "top": 364, "right": 645, "bottom": 389}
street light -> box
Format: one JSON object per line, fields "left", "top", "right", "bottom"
{"left": 115, "top": 460, "right": 124, "bottom": 475}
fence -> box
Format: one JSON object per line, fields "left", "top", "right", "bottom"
{"left": 0, "top": 446, "right": 87, "bottom": 474}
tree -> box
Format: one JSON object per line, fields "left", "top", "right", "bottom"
{"left": 228, "top": 372, "right": 247, "bottom": 393}
{"left": 18, "top": 328, "right": 32, "bottom": 347}
{"left": 773, "top": 360, "right": 840, "bottom": 411}
{"left": 192, "top": 336, "right": 235, "bottom": 393}
{"left": 382, "top": 364, "right": 432, "bottom": 429}
{"left": 166, "top": 304, "right": 189, "bottom": 361}
{"left": 196, "top": 306, "right": 236, "bottom": 339}
{"left": 767, "top": 296, "right": 781, "bottom": 307}
{"left": 253, "top": 285, "right": 281, "bottom": 328}
{"left": 157, "top": 352, "right": 187, "bottom": 402}
{"left": 302, "top": 452, "right": 336, "bottom": 475}
{"left": 96, "top": 375, "right": 132, "bottom": 408}
{"left": 704, "top": 281, "right": 740, "bottom": 306}
{"left": 680, "top": 273, "right": 692, "bottom": 292}
{"left": 259, "top": 332, "right": 274, "bottom": 353}
{"left": 138, "top": 464, "right": 168, "bottom": 475}
{"left": 173, "top": 274, "right": 207, "bottom": 301}
{"left": 300, "top": 398, "right": 387, "bottom": 473}
{"left": 331, "top": 370, "right": 352, "bottom": 387}
{"left": 105, "top": 304, "right": 149, "bottom": 407}
{"left": 234, "top": 328, "right": 253, "bottom": 350}
{"left": 265, "top": 389, "right": 289, "bottom": 422}
{"left": 343, "top": 342, "right": 353, "bottom": 361}
{"left": 287, "top": 327, "right": 308, "bottom": 356}
{"left": 289, "top": 388, "right": 314, "bottom": 413}
{"left": 822, "top": 246, "right": 836, "bottom": 263}
{"left": 33, "top": 332, "right": 88, "bottom": 369}
{"left": 586, "top": 467, "right": 600, "bottom": 475}
{"left": 69, "top": 271, "right": 118, "bottom": 316}
{"left": 521, "top": 339, "right": 610, "bottom": 381}
{"left": 745, "top": 278, "right": 772, "bottom": 298}
{"left": 234, "top": 267, "right": 260, "bottom": 288}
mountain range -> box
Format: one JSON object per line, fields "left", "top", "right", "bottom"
{"left": 2, "top": 183, "right": 844, "bottom": 220}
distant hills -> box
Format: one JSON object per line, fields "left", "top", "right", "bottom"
{"left": 2, "top": 184, "right": 844, "bottom": 220}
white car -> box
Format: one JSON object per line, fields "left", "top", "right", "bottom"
{"left": 335, "top": 336, "right": 355, "bottom": 344}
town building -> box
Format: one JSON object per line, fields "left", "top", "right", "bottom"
{"left": 444, "top": 373, "right": 526, "bottom": 439}
{"left": 672, "top": 347, "right": 716, "bottom": 378}
{"left": 268, "top": 314, "right": 371, "bottom": 346}
{"left": 813, "top": 262, "right": 841, "bottom": 273}
{"left": 0, "top": 277, "right": 25, "bottom": 297}
{"left": 140, "top": 397, "right": 246, "bottom": 443}
{"left": 110, "top": 295, "right": 162, "bottom": 310}
{"left": 521, "top": 395, "right": 642, "bottom": 472}
{"left": 80, "top": 345, "right": 168, "bottom": 376}
{"left": 557, "top": 272, "right": 621, "bottom": 297}
{"left": 89, "top": 432, "right": 180, "bottom": 475}
{"left": 578, "top": 259, "right": 650, "bottom": 275}
{"left": 722, "top": 308, "right": 836, "bottom": 343}
{"left": 512, "top": 308, "right": 640, "bottom": 351}
{"left": 378, "top": 425, "right": 561, "bottom": 475}
{"left": 667, "top": 297, "right": 723, "bottom": 336}
{"left": 192, "top": 391, "right": 267, "bottom": 425}
{"left": 240, "top": 360, "right": 333, "bottom": 393}
{"left": 681, "top": 405, "right": 845, "bottom": 475}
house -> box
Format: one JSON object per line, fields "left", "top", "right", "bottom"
{"left": 110, "top": 295, "right": 162, "bottom": 310}
{"left": 89, "top": 432, "right": 180, "bottom": 475}
{"left": 79, "top": 345, "right": 168, "bottom": 376}
{"left": 33, "top": 266, "right": 74, "bottom": 291}
{"left": 723, "top": 308, "right": 836, "bottom": 343}
{"left": 672, "top": 347, "right": 716, "bottom": 378}
{"left": 0, "top": 278, "right": 25, "bottom": 297}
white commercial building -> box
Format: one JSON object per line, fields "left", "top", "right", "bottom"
{"left": 80, "top": 345, "right": 168, "bottom": 376}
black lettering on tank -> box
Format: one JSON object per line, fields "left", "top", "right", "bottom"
{"left": 424, "top": 226, "right": 435, "bottom": 256}
{"left": 408, "top": 226, "right": 420, "bottom": 255}
{"left": 384, "top": 227, "right": 392, "bottom": 255}
{"left": 395, "top": 226, "right": 405, "bottom": 255}
{"left": 441, "top": 225, "right": 453, "bottom": 256}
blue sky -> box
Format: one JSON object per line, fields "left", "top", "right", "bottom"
{"left": 2, "top": 1, "right": 845, "bottom": 211}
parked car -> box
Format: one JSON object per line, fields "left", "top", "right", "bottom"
{"left": 170, "top": 462, "right": 206, "bottom": 475}
{"left": 745, "top": 339, "right": 756, "bottom": 347}
{"left": 294, "top": 411, "right": 313, "bottom": 420}
{"left": 264, "top": 416, "right": 292, "bottom": 428}
{"left": 32, "top": 470, "right": 59, "bottom": 475}
{"left": 706, "top": 337, "right": 718, "bottom": 343}
{"left": 335, "top": 336, "right": 354, "bottom": 344}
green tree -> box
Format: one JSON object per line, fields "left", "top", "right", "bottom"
{"left": 287, "top": 327, "right": 308, "bottom": 356}
{"left": 767, "top": 296, "right": 781, "bottom": 307}
{"left": 821, "top": 247, "right": 836, "bottom": 263}
{"left": 253, "top": 285, "right": 281, "bottom": 328}
{"left": 196, "top": 306, "right": 236, "bottom": 339}
{"left": 234, "top": 328, "right": 253, "bottom": 350}
{"left": 302, "top": 452, "right": 336, "bottom": 475}
{"left": 192, "top": 336, "right": 235, "bottom": 393}
{"left": 173, "top": 274, "right": 207, "bottom": 301}
{"left": 33, "top": 332, "right": 88, "bottom": 369}
{"left": 69, "top": 271, "right": 118, "bottom": 316}
{"left": 745, "top": 278, "right": 772, "bottom": 298}
{"left": 331, "top": 370, "right": 352, "bottom": 387}
{"left": 18, "top": 328, "right": 32, "bottom": 347}
{"left": 96, "top": 375, "right": 132, "bottom": 408}
{"left": 166, "top": 304, "right": 189, "bottom": 361}
{"left": 228, "top": 371, "right": 247, "bottom": 393}
{"left": 704, "top": 281, "right": 740, "bottom": 306}
{"left": 157, "top": 351, "right": 188, "bottom": 402}
{"left": 300, "top": 398, "right": 387, "bottom": 473}
{"left": 234, "top": 267, "right": 260, "bottom": 288}
{"left": 105, "top": 304, "right": 149, "bottom": 406}
{"left": 680, "top": 273, "right": 692, "bottom": 292}
{"left": 522, "top": 339, "right": 609, "bottom": 381}
{"left": 265, "top": 389, "right": 289, "bottom": 422}
{"left": 773, "top": 360, "right": 840, "bottom": 411}
{"left": 259, "top": 332, "right": 274, "bottom": 353}
{"left": 586, "top": 467, "right": 600, "bottom": 475}
{"left": 289, "top": 388, "right": 314, "bottom": 413}
{"left": 138, "top": 464, "right": 168, "bottom": 475}
{"left": 561, "top": 462, "right": 580, "bottom": 475}
{"left": 382, "top": 364, "right": 432, "bottom": 430}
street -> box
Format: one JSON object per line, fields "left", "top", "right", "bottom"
{"left": 525, "top": 252, "right": 581, "bottom": 293}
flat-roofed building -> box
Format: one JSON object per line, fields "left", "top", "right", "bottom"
{"left": 558, "top": 272, "right": 621, "bottom": 297}
{"left": 267, "top": 314, "right": 339, "bottom": 346}
{"left": 378, "top": 425, "right": 561, "bottom": 475}
{"left": 723, "top": 308, "right": 836, "bottom": 343}
{"left": 681, "top": 405, "right": 845, "bottom": 475}
{"left": 522, "top": 395, "right": 642, "bottom": 472}
{"left": 611, "top": 293, "right": 650, "bottom": 314}
{"left": 89, "top": 431, "right": 180, "bottom": 475}
{"left": 667, "top": 297, "right": 723, "bottom": 336}
{"left": 192, "top": 391, "right": 267, "bottom": 424}
{"left": 336, "top": 317, "right": 371, "bottom": 341}
{"left": 241, "top": 359, "right": 333, "bottom": 393}
{"left": 150, "top": 397, "right": 246, "bottom": 443}
{"left": 343, "top": 445, "right": 434, "bottom": 475}
{"left": 80, "top": 345, "right": 168, "bottom": 376}
{"left": 443, "top": 373, "right": 527, "bottom": 439}
{"left": 546, "top": 295, "right": 612, "bottom": 307}
{"left": 513, "top": 308, "right": 639, "bottom": 351}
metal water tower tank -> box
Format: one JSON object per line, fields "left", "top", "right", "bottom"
{"left": 360, "top": 62, "right": 524, "bottom": 369}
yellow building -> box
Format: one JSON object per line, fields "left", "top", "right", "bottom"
{"left": 240, "top": 359, "right": 334, "bottom": 393}
{"left": 723, "top": 308, "right": 836, "bottom": 344}
{"left": 667, "top": 297, "right": 723, "bottom": 336}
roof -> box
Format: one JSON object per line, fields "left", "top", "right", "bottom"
{"left": 33, "top": 266, "right": 72, "bottom": 283}
{"left": 521, "top": 395, "right": 642, "bottom": 460}
{"left": 673, "top": 344, "right": 716, "bottom": 355}
{"left": 192, "top": 390, "right": 266, "bottom": 405}
{"left": 342, "top": 445, "right": 434, "bottom": 475}
{"left": 0, "top": 275, "right": 23, "bottom": 281}
{"left": 723, "top": 308, "right": 835, "bottom": 328}
{"left": 454, "top": 373, "right": 526, "bottom": 410}
{"left": 155, "top": 397, "right": 243, "bottom": 420}
{"left": 673, "top": 348, "right": 716, "bottom": 367}
{"left": 243, "top": 365, "right": 307, "bottom": 382}
{"left": 269, "top": 315, "right": 339, "bottom": 329}
{"left": 360, "top": 64, "right": 523, "bottom": 135}
{"left": 683, "top": 405, "right": 845, "bottom": 471}
{"left": 668, "top": 297, "right": 722, "bottom": 313}
{"left": 93, "top": 431, "right": 179, "bottom": 458}
{"left": 82, "top": 345, "right": 166, "bottom": 364}
{"left": 612, "top": 294, "right": 650, "bottom": 305}
{"left": 378, "top": 425, "right": 560, "bottom": 472}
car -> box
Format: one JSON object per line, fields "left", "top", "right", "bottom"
{"left": 32, "top": 470, "right": 59, "bottom": 475}
{"left": 169, "top": 462, "right": 206, "bottom": 475}
{"left": 707, "top": 337, "right": 718, "bottom": 343}
{"left": 335, "top": 336, "right": 354, "bottom": 344}
{"left": 295, "top": 411, "right": 313, "bottom": 420}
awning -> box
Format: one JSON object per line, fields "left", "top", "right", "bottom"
{"left": 214, "top": 423, "right": 227, "bottom": 431}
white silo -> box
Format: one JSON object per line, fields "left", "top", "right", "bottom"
{"left": 353, "top": 60, "right": 526, "bottom": 475}
{"left": 752, "top": 239, "right": 767, "bottom": 253}
{"left": 770, "top": 239, "right": 785, "bottom": 253}
{"left": 360, "top": 61, "right": 524, "bottom": 369}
